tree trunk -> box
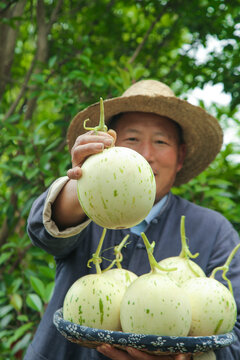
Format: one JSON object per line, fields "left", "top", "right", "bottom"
{"left": 0, "top": 0, "right": 27, "bottom": 100}
{"left": 24, "top": 0, "right": 64, "bottom": 120}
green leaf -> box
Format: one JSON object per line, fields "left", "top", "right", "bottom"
{"left": 44, "top": 138, "right": 62, "bottom": 152}
{"left": 38, "top": 265, "right": 55, "bottom": 280}
{"left": 25, "top": 167, "right": 39, "bottom": 180}
{"left": 44, "top": 281, "right": 55, "bottom": 303}
{"left": 9, "top": 278, "right": 23, "bottom": 294}
{"left": 26, "top": 294, "right": 43, "bottom": 312}
{"left": 79, "top": 54, "right": 91, "bottom": 67}
{"left": 30, "top": 277, "right": 45, "bottom": 300}
{"left": 0, "top": 313, "right": 13, "bottom": 328}
{"left": 10, "top": 293, "right": 23, "bottom": 312}
{"left": 31, "top": 73, "right": 45, "bottom": 84}
{"left": 0, "top": 305, "right": 13, "bottom": 318}
{"left": 49, "top": 55, "right": 57, "bottom": 68}
{"left": 17, "top": 314, "right": 29, "bottom": 322}
{"left": 0, "top": 252, "right": 12, "bottom": 266}
{"left": 4, "top": 114, "right": 21, "bottom": 123}
{"left": 12, "top": 332, "right": 32, "bottom": 355}
{"left": 5, "top": 323, "right": 33, "bottom": 348}
{"left": 0, "top": 330, "right": 10, "bottom": 339}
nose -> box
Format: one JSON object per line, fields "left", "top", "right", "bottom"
{"left": 138, "top": 142, "right": 154, "bottom": 163}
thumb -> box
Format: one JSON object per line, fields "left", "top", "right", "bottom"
{"left": 175, "top": 354, "right": 193, "bottom": 360}
{"left": 107, "top": 129, "right": 117, "bottom": 146}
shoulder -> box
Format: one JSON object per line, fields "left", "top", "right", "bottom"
{"left": 168, "top": 193, "right": 233, "bottom": 231}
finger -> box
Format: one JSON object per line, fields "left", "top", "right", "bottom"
{"left": 69, "top": 130, "right": 116, "bottom": 177}
{"left": 74, "top": 131, "right": 114, "bottom": 148}
{"left": 67, "top": 166, "right": 83, "bottom": 180}
{"left": 108, "top": 129, "right": 117, "bottom": 145}
{"left": 71, "top": 142, "right": 104, "bottom": 167}
{"left": 97, "top": 344, "right": 133, "bottom": 360}
{"left": 126, "top": 347, "right": 179, "bottom": 359}
{"left": 71, "top": 131, "right": 115, "bottom": 167}
{"left": 175, "top": 354, "right": 192, "bottom": 360}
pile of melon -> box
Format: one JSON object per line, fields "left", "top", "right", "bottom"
{"left": 63, "top": 217, "right": 239, "bottom": 339}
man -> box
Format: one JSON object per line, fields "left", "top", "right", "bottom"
{"left": 24, "top": 80, "right": 240, "bottom": 360}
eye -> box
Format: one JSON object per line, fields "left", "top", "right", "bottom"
{"left": 126, "top": 137, "right": 138, "bottom": 142}
{"left": 155, "top": 139, "right": 167, "bottom": 145}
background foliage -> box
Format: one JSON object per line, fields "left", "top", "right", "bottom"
{"left": 0, "top": 0, "right": 240, "bottom": 358}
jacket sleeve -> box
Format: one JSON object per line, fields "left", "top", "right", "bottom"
{"left": 27, "top": 177, "right": 91, "bottom": 258}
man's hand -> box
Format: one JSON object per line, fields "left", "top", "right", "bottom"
{"left": 52, "top": 129, "right": 116, "bottom": 229}
{"left": 97, "top": 344, "right": 192, "bottom": 360}
{"left": 67, "top": 129, "right": 116, "bottom": 180}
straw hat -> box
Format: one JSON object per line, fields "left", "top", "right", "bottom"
{"left": 67, "top": 79, "right": 223, "bottom": 186}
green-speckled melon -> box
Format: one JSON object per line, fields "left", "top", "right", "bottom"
{"left": 103, "top": 268, "right": 138, "bottom": 289}
{"left": 120, "top": 273, "right": 192, "bottom": 336}
{"left": 158, "top": 257, "right": 206, "bottom": 286}
{"left": 182, "top": 277, "right": 237, "bottom": 336}
{"left": 63, "top": 273, "right": 126, "bottom": 330}
{"left": 77, "top": 146, "right": 156, "bottom": 229}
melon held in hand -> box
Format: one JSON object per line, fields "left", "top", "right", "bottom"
{"left": 77, "top": 98, "right": 156, "bottom": 229}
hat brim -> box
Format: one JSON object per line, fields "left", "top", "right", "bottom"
{"left": 67, "top": 95, "right": 223, "bottom": 186}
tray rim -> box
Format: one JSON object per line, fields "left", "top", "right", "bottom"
{"left": 53, "top": 307, "right": 236, "bottom": 355}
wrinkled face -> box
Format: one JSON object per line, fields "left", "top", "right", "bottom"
{"left": 113, "top": 112, "right": 186, "bottom": 203}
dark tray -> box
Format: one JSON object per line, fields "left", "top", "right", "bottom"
{"left": 53, "top": 308, "right": 236, "bottom": 356}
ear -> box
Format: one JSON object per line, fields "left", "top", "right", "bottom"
{"left": 177, "top": 143, "right": 186, "bottom": 172}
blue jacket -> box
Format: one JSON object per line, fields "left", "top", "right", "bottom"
{"left": 24, "top": 191, "right": 240, "bottom": 360}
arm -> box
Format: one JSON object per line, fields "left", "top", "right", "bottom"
{"left": 51, "top": 179, "right": 87, "bottom": 230}
{"left": 27, "top": 130, "right": 116, "bottom": 257}
{"left": 27, "top": 183, "right": 90, "bottom": 257}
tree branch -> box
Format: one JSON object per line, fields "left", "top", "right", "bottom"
{"left": 0, "top": 0, "right": 19, "bottom": 15}
{"left": 9, "top": 242, "right": 32, "bottom": 275}
{"left": 0, "top": 192, "right": 18, "bottom": 247}
{"left": 144, "top": 15, "right": 181, "bottom": 70}
{"left": 128, "top": 9, "right": 165, "bottom": 64}
{"left": 0, "top": 218, "right": 9, "bottom": 247}
{"left": 24, "top": 0, "right": 64, "bottom": 120}
{"left": 3, "top": 53, "right": 37, "bottom": 121}
{"left": 0, "top": 0, "right": 27, "bottom": 99}
{"left": 47, "top": 0, "right": 64, "bottom": 33}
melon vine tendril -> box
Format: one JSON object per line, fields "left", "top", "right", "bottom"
{"left": 179, "top": 216, "right": 201, "bottom": 277}
{"left": 210, "top": 243, "right": 240, "bottom": 296}
{"left": 114, "top": 234, "right": 130, "bottom": 269}
{"left": 141, "top": 232, "right": 177, "bottom": 273}
{"left": 103, "top": 235, "right": 130, "bottom": 272}
{"left": 83, "top": 97, "right": 108, "bottom": 134}
{"left": 87, "top": 227, "right": 107, "bottom": 274}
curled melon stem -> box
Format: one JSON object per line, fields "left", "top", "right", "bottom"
{"left": 83, "top": 97, "right": 108, "bottom": 134}
{"left": 210, "top": 243, "right": 240, "bottom": 296}
{"left": 179, "top": 215, "right": 201, "bottom": 277}
{"left": 87, "top": 228, "right": 107, "bottom": 274}
{"left": 102, "top": 234, "right": 130, "bottom": 272}
{"left": 114, "top": 234, "right": 130, "bottom": 269}
{"left": 141, "top": 232, "right": 177, "bottom": 273}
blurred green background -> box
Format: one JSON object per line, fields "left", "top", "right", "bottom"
{"left": 1, "top": 0, "right": 240, "bottom": 358}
